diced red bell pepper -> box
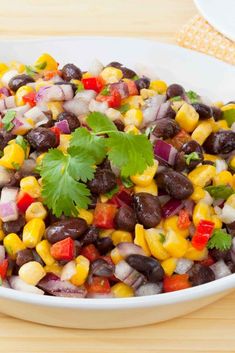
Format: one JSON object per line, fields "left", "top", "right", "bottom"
{"left": 81, "top": 244, "right": 100, "bottom": 262}
{"left": 82, "top": 76, "right": 104, "bottom": 93}
{"left": 199, "top": 255, "right": 215, "bottom": 267}
{"left": 50, "top": 237, "right": 75, "bottom": 261}
{"left": 96, "top": 89, "right": 121, "bottom": 108}
{"left": 93, "top": 203, "right": 117, "bottom": 229}
{"left": 0, "top": 259, "right": 8, "bottom": 280}
{"left": 126, "top": 80, "right": 138, "bottom": 96}
{"left": 50, "top": 126, "right": 61, "bottom": 145}
{"left": 22, "top": 92, "right": 36, "bottom": 107}
{"left": 192, "top": 220, "right": 215, "bottom": 250}
{"left": 86, "top": 276, "right": 111, "bottom": 294}
{"left": 17, "top": 191, "right": 35, "bottom": 213}
{"left": 178, "top": 209, "right": 191, "bottom": 230}
{"left": 163, "top": 274, "right": 191, "bottom": 293}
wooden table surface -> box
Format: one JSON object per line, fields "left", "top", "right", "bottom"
{"left": 0, "top": 0, "right": 235, "bottom": 352}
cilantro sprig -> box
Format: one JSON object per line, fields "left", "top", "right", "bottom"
{"left": 184, "top": 152, "right": 200, "bottom": 165}
{"left": 2, "top": 110, "right": 16, "bottom": 132}
{"left": 205, "top": 185, "right": 234, "bottom": 200}
{"left": 207, "top": 229, "right": 232, "bottom": 251}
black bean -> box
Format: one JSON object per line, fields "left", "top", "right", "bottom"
{"left": 203, "top": 130, "right": 235, "bottom": 154}
{"left": 88, "top": 168, "right": 116, "bottom": 194}
{"left": 180, "top": 140, "right": 204, "bottom": 169}
{"left": 8, "top": 74, "right": 35, "bottom": 92}
{"left": 211, "top": 106, "right": 222, "bottom": 121}
{"left": 61, "top": 63, "right": 82, "bottom": 81}
{"left": 79, "top": 226, "right": 99, "bottom": 246}
{"left": 91, "top": 258, "right": 114, "bottom": 277}
{"left": 32, "top": 249, "right": 45, "bottom": 266}
{"left": 40, "top": 111, "right": 54, "bottom": 128}
{"left": 106, "top": 61, "right": 122, "bottom": 68}
{"left": 166, "top": 84, "right": 185, "bottom": 99}
{"left": 46, "top": 218, "right": 88, "bottom": 244}
{"left": 189, "top": 264, "right": 215, "bottom": 286}
{"left": 26, "top": 127, "right": 58, "bottom": 151}
{"left": 202, "top": 160, "right": 215, "bottom": 166}
{"left": 209, "top": 248, "right": 232, "bottom": 262}
{"left": 226, "top": 221, "right": 235, "bottom": 237}
{"left": 96, "top": 237, "right": 114, "bottom": 255}
{"left": 2, "top": 215, "right": 25, "bottom": 235}
{"left": 120, "top": 67, "right": 136, "bottom": 79}
{"left": 174, "top": 151, "right": 187, "bottom": 172}
{"left": 135, "top": 77, "right": 150, "bottom": 92}
{"left": 57, "top": 111, "right": 80, "bottom": 132}
{"left": 114, "top": 119, "right": 125, "bottom": 131}
{"left": 0, "top": 130, "right": 14, "bottom": 151}
{"left": 192, "top": 103, "right": 212, "bottom": 120}
{"left": 16, "top": 249, "right": 34, "bottom": 267}
{"left": 133, "top": 193, "right": 162, "bottom": 229}
{"left": 226, "top": 261, "right": 235, "bottom": 273}
{"left": 126, "top": 254, "right": 164, "bottom": 282}
{"left": 152, "top": 118, "right": 180, "bottom": 139}
{"left": 155, "top": 169, "right": 193, "bottom": 199}
{"left": 114, "top": 206, "right": 137, "bottom": 232}
{"left": 88, "top": 194, "right": 98, "bottom": 210}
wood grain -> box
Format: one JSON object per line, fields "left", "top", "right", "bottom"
{"left": 0, "top": 0, "right": 235, "bottom": 352}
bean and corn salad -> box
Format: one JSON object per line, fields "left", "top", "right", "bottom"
{"left": 0, "top": 54, "right": 234, "bottom": 298}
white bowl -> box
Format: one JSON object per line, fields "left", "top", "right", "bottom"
{"left": 0, "top": 37, "right": 235, "bottom": 329}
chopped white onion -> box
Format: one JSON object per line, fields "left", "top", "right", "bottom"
{"left": 106, "top": 108, "right": 122, "bottom": 121}
{"left": 214, "top": 205, "right": 223, "bottom": 216}
{"left": 201, "top": 191, "right": 214, "bottom": 206}
{"left": 1, "top": 70, "right": 18, "bottom": 87}
{"left": 1, "top": 187, "right": 18, "bottom": 203}
{"left": 5, "top": 104, "right": 30, "bottom": 115}
{"left": 0, "top": 166, "right": 13, "bottom": 187}
{"left": 9, "top": 276, "right": 44, "bottom": 295}
{"left": 64, "top": 98, "right": 89, "bottom": 116}
{"left": 114, "top": 260, "right": 145, "bottom": 289}
{"left": 0, "top": 245, "right": 5, "bottom": 263}
{"left": 221, "top": 204, "right": 235, "bottom": 224}
{"left": 0, "top": 96, "right": 16, "bottom": 112}
{"left": 88, "top": 59, "right": 104, "bottom": 76}
{"left": 215, "top": 159, "right": 227, "bottom": 173}
{"left": 75, "top": 89, "right": 96, "bottom": 101}
{"left": 88, "top": 99, "right": 108, "bottom": 114}
{"left": 60, "top": 261, "right": 76, "bottom": 281}
{"left": 0, "top": 201, "right": 18, "bottom": 222}
{"left": 116, "top": 242, "right": 145, "bottom": 258}
{"left": 210, "top": 260, "right": 231, "bottom": 279}
{"left": 175, "top": 258, "right": 193, "bottom": 274}
{"left": 142, "top": 95, "right": 166, "bottom": 127}
{"left": 24, "top": 106, "right": 49, "bottom": 127}
{"left": 135, "top": 283, "right": 162, "bottom": 296}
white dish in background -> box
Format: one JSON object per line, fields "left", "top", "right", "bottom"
{"left": 194, "top": 0, "right": 235, "bottom": 41}
{"left": 0, "top": 37, "right": 235, "bottom": 329}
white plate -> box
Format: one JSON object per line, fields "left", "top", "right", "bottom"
{"left": 194, "top": 0, "right": 235, "bottom": 41}
{"left": 0, "top": 37, "right": 235, "bottom": 329}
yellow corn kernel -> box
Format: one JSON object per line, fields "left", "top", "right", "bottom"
{"left": 22, "top": 218, "right": 46, "bottom": 248}
{"left": 110, "top": 247, "right": 123, "bottom": 264}
{"left": 145, "top": 228, "right": 169, "bottom": 261}
{"left": 0, "top": 230, "right": 5, "bottom": 241}
{"left": 140, "top": 89, "right": 156, "bottom": 99}
{"left": 191, "top": 121, "right": 213, "bottom": 145}
{"left": 161, "top": 258, "right": 177, "bottom": 276}
{"left": 0, "top": 63, "right": 8, "bottom": 77}
{"left": 226, "top": 194, "right": 235, "bottom": 208}
{"left": 15, "top": 85, "right": 34, "bottom": 106}
{"left": 25, "top": 202, "right": 47, "bottom": 222}
{"left": 122, "top": 95, "right": 144, "bottom": 109}
{"left": 213, "top": 101, "right": 224, "bottom": 108}
{"left": 188, "top": 165, "right": 216, "bottom": 187}
{"left": 100, "top": 67, "right": 123, "bottom": 84}
{"left": 131, "top": 160, "right": 158, "bottom": 187}
{"left": 0, "top": 143, "right": 25, "bottom": 170}
{"left": 124, "top": 125, "right": 140, "bottom": 135}
{"left": 213, "top": 120, "right": 229, "bottom": 132}
{"left": 111, "top": 283, "right": 134, "bottom": 298}
{"left": 70, "top": 79, "right": 82, "bottom": 86}
{"left": 190, "top": 186, "right": 206, "bottom": 202}
{"left": 211, "top": 215, "right": 222, "bottom": 229}
{"left": 36, "top": 240, "right": 55, "bottom": 266}
{"left": 213, "top": 171, "right": 233, "bottom": 187}
{"left": 124, "top": 108, "right": 143, "bottom": 128}
{"left": 82, "top": 72, "right": 92, "bottom": 79}
{"left": 99, "top": 229, "right": 114, "bottom": 238}
{"left": 34, "top": 53, "right": 58, "bottom": 71}
{"left": 3, "top": 233, "right": 26, "bottom": 258}
{"left": 193, "top": 202, "right": 211, "bottom": 227}
{"left": 184, "top": 245, "right": 208, "bottom": 261}
{"left": 78, "top": 208, "right": 93, "bottom": 225}
{"left": 134, "top": 180, "right": 158, "bottom": 196}
{"left": 229, "top": 156, "right": 235, "bottom": 170}
{"left": 163, "top": 230, "right": 188, "bottom": 258}
{"left": 20, "top": 176, "right": 41, "bottom": 198}
{"left": 149, "top": 80, "right": 167, "bottom": 94}
{"left": 47, "top": 101, "right": 63, "bottom": 120}
{"left": 163, "top": 215, "right": 189, "bottom": 238}
{"left": 175, "top": 103, "right": 199, "bottom": 132}
{"left": 111, "top": 231, "right": 133, "bottom": 246}
{"left": 44, "top": 262, "right": 62, "bottom": 276}
{"left": 203, "top": 154, "right": 218, "bottom": 163}
{"left": 71, "top": 255, "right": 90, "bottom": 286}
{"left": 19, "top": 261, "right": 46, "bottom": 286}
{"left": 171, "top": 100, "right": 185, "bottom": 112}
{"left": 57, "top": 134, "right": 71, "bottom": 153}
{"left": 221, "top": 103, "right": 235, "bottom": 112}
{"left": 134, "top": 224, "right": 151, "bottom": 256}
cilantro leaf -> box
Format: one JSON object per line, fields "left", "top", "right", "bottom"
{"left": 67, "top": 147, "right": 95, "bottom": 182}
{"left": 104, "top": 185, "right": 119, "bottom": 199}
{"left": 40, "top": 149, "right": 92, "bottom": 217}
{"left": 2, "top": 110, "right": 16, "bottom": 132}
{"left": 75, "top": 82, "right": 84, "bottom": 94}
{"left": 205, "top": 185, "right": 234, "bottom": 200}
{"left": 159, "top": 233, "right": 166, "bottom": 243}
{"left": 118, "top": 103, "right": 130, "bottom": 114}
{"left": 100, "top": 86, "right": 110, "bottom": 96}
{"left": 207, "top": 229, "right": 232, "bottom": 251}
{"left": 133, "top": 75, "right": 140, "bottom": 81}
{"left": 15, "top": 136, "right": 28, "bottom": 157}
{"left": 70, "top": 127, "right": 106, "bottom": 164}
{"left": 106, "top": 132, "right": 154, "bottom": 177}
{"left": 184, "top": 152, "right": 200, "bottom": 165}
{"left": 121, "top": 176, "right": 134, "bottom": 188}
{"left": 25, "top": 65, "right": 37, "bottom": 77}
{"left": 186, "top": 90, "right": 199, "bottom": 103}
{"left": 86, "top": 112, "right": 117, "bottom": 134}
{"left": 222, "top": 109, "right": 235, "bottom": 127}
{"left": 11, "top": 162, "right": 20, "bottom": 170}
{"left": 170, "top": 96, "right": 182, "bottom": 102}
{"left": 34, "top": 61, "right": 47, "bottom": 70}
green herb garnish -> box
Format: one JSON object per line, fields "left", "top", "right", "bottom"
{"left": 75, "top": 82, "right": 84, "bottom": 94}
{"left": 159, "top": 233, "right": 166, "bottom": 243}
{"left": 100, "top": 86, "right": 110, "bottom": 96}
{"left": 186, "top": 90, "right": 199, "bottom": 103}
{"left": 104, "top": 185, "right": 119, "bottom": 199}
{"left": 133, "top": 75, "right": 140, "bottom": 81}
{"left": 25, "top": 65, "right": 37, "bottom": 77}
{"left": 121, "top": 176, "right": 134, "bottom": 189}
{"left": 15, "top": 135, "right": 28, "bottom": 157}
{"left": 118, "top": 103, "right": 130, "bottom": 114}
{"left": 34, "top": 61, "right": 47, "bottom": 70}
{"left": 207, "top": 229, "right": 232, "bottom": 251}
{"left": 170, "top": 96, "right": 182, "bottom": 102}
{"left": 11, "top": 162, "right": 20, "bottom": 170}
{"left": 222, "top": 109, "right": 235, "bottom": 127}
{"left": 184, "top": 152, "right": 200, "bottom": 165}
{"left": 205, "top": 185, "right": 234, "bottom": 200}
{"left": 2, "top": 110, "right": 16, "bottom": 132}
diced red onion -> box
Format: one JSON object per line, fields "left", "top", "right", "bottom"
{"left": 11, "top": 116, "right": 32, "bottom": 135}
{"left": 89, "top": 99, "right": 109, "bottom": 114}
{"left": 0, "top": 245, "right": 5, "bottom": 263}
{"left": 36, "top": 85, "right": 74, "bottom": 102}
{"left": 35, "top": 86, "right": 51, "bottom": 103}
{"left": 210, "top": 260, "right": 231, "bottom": 279}
{"left": 116, "top": 242, "right": 145, "bottom": 258}
{"left": 135, "top": 282, "right": 162, "bottom": 296}
{"left": 183, "top": 199, "right": 195, "bottom": 217}
{"left": 38, "top": 274, "right": 87, "bottom": 298}
{"left": 0, "top": 87, "right": 10, "bottom": 97}
{"left": 91, "top": 258, "right": 114, "bottom": 277}
{"left": 114, "top": 260, "right": 145, "bottom": 289}
{"left": 0, "top": 166, "right": 13, "bottom": 187}
{"left": 154, "top": 139, "right": 178, "bottom": 166}
{"left": 142, "top": 95, "right": 166, "bottom": 127}
{"left": 116, "top": 190, "right": 133, "bottom": 207}
{"left": 55, "top": 119, "right": 70, "bottom": 134}
{"left": 158, "top": 190, "right": 171, "bottom": 206}
{"left": 64, "top": 98, "right": 89, "bottom": 116}
{"left": 88, "top": 59, "right": 104, "bottom": 76}
{"left": 110, "top": 82, "right": 129, "bottom": 99}
{"left": 175, "top": 258, "right": 193, "bottom": 274}
{"left": 0, "top": 96, "right": 16, "bottom": 112}
{"left": 0, "top": 201, "right": 18, "bottom": 222}
{"left": 60, "top": 261, "right": 76, "bottom": 281}
{"left": 9, "top": 276, "right": 44, "bottom": 295}
{"left": 75, "top": 90, "right": 96, "bottom": 101}
{"left": 1, "top": 187, "right": 19, "bottom": 202}
{"left": 162, "top": 199, "right": 184, "bottom": 218}
{"left": 156, "top": 101, "right": 171, "bottom": 120}
{"left": 24, "top": 106, "right": 49, "bottom": 127}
